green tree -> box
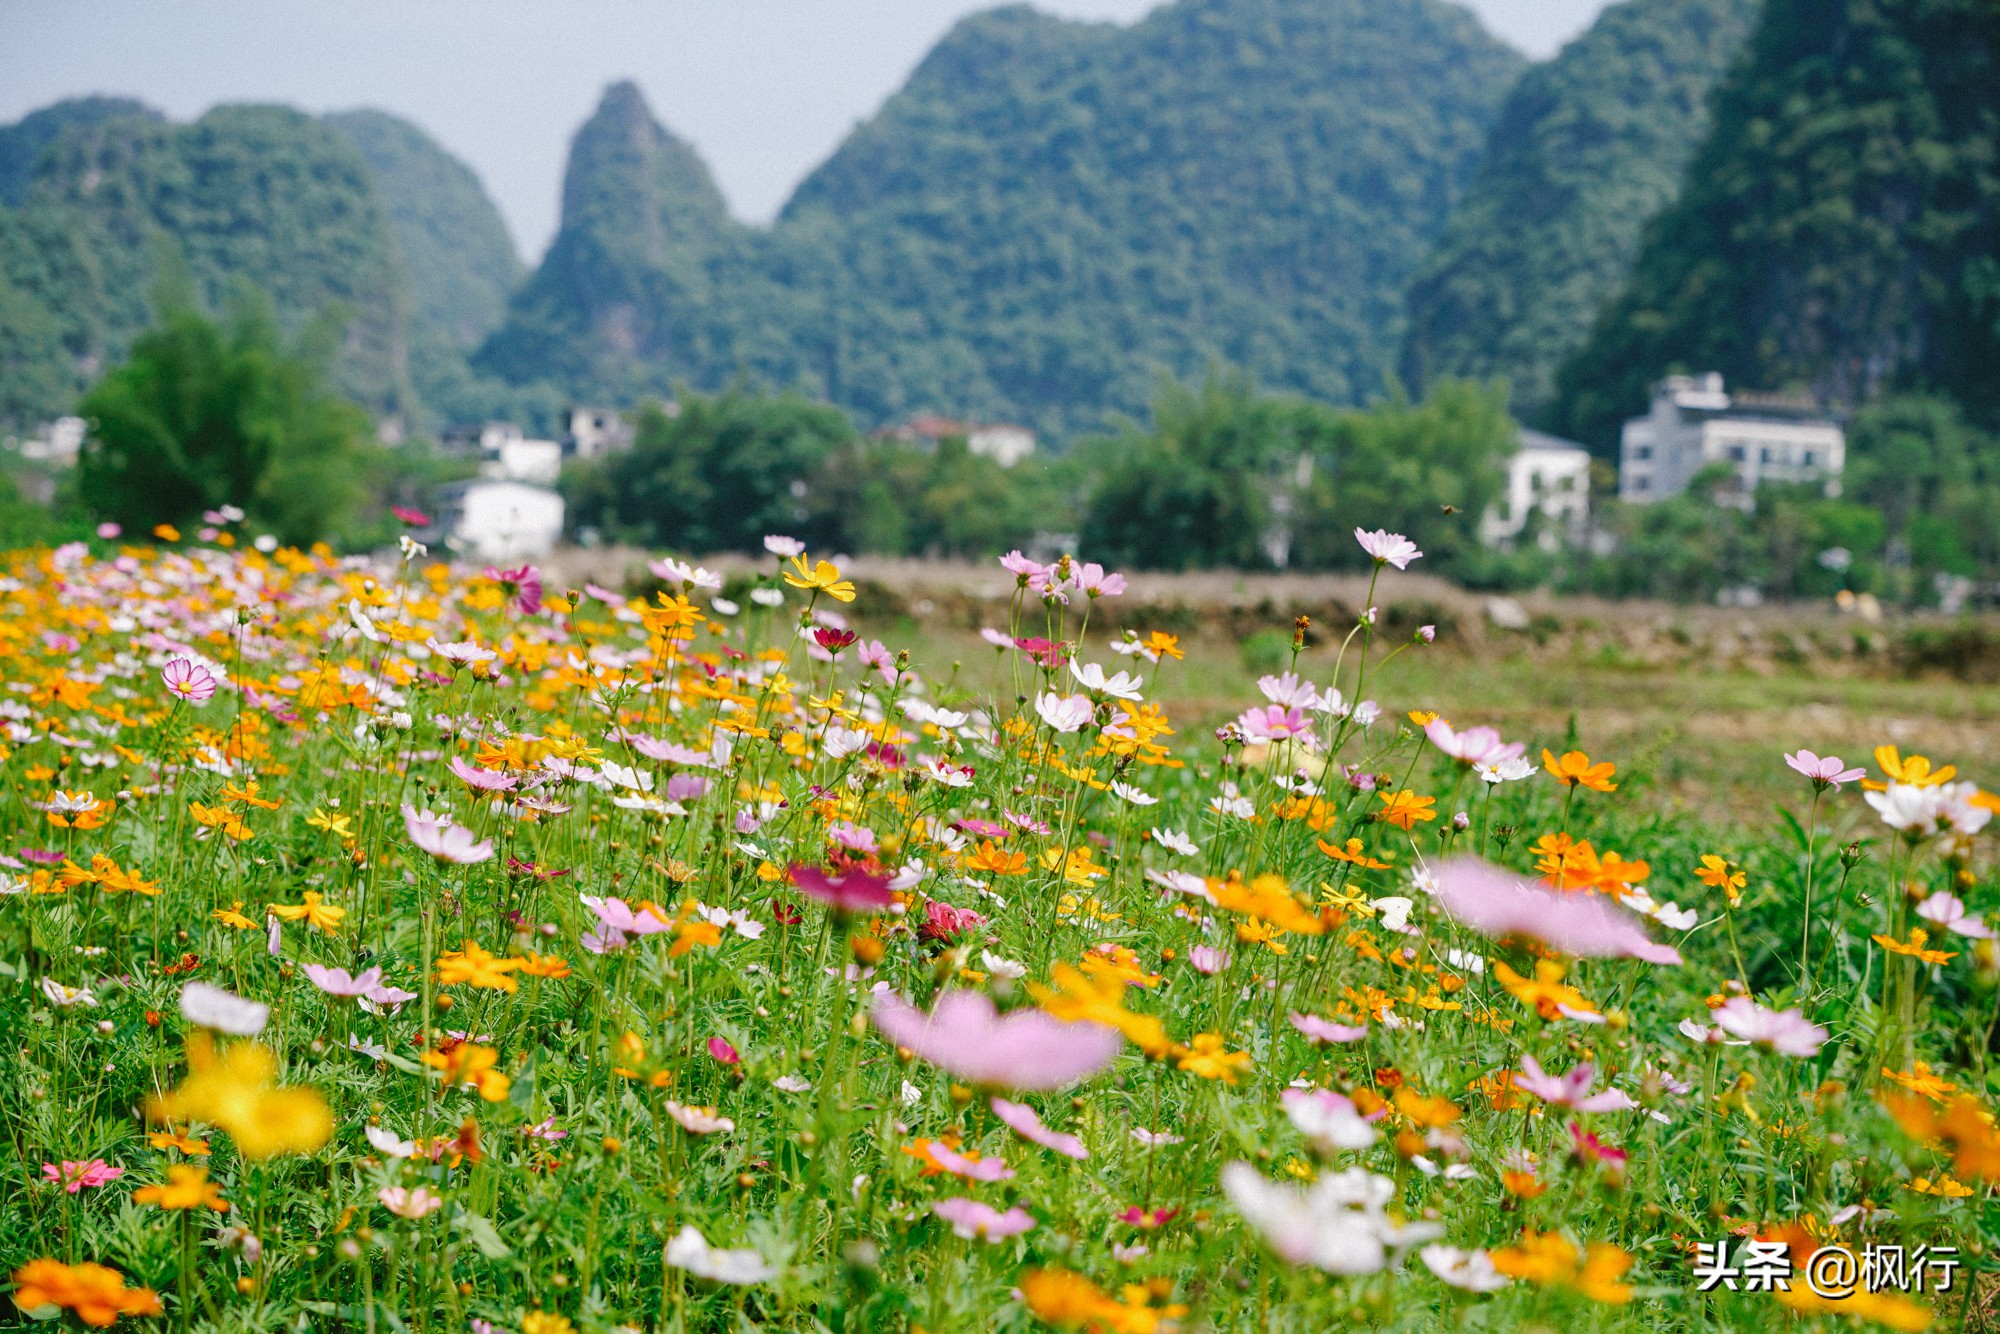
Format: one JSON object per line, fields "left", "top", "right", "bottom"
{"left": 567, "top": 390, "right": 856, "bottom": 553}
{"left": 76, "top": 279, "right": 372, "bottom": 545}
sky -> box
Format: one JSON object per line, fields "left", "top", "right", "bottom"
{"left": 1, "top": 0, "right": 1612, "bottom": 261}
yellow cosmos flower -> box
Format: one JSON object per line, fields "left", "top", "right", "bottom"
{"left": 133, "top": 1163, "right": 229, "bottom": 1212}
{"left": 267, "top": 890, "right": 345, "bottom": 933}
{"left": 782, "top": 555, "right": 856, "bottom": 602}
{"left": 150, "top": 1035, "right": 331, "bottom": 1159}
{"left": 1176, "top": 1033, "right": 1251, "bottom": 1084}
{"left": 1375, "top": 789, "right": 1436, "bottom": 831}
{"left": 437, "top": 939, "right": 525, "bottom": 991}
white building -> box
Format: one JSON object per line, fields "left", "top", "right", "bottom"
{"left": 475, "top": 422, "right": 563, "bottom": 486}
{"left": 1619, "top": 373, "right": 1843, "bottom": 504}
{"left": 438, "top": 479, "right": 566, "bottom": 561}
{"left": 18, "top": 416, "right": 84, "bottom": 465}
{"left": 967, "top": 423, "right": 1036, "bottom": 468}
{"left": 1482, "top": 428, "right": 1592, "bottom": 549}
{"left": 566, "top": 406, "right": 638, "bottom": 459}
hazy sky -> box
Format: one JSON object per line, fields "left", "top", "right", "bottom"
{"left": 1, "top": 0, "right": 1611, "bottom": 261}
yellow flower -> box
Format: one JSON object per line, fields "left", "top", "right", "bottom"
{"left": 1375, "top": 789, "right": 1436, "bottom": 830}
{"left": 1210, "top": 872, "right": 1324, "bottom": 936}
{"left": 1695, "top": 853, "right": 1745, "bottom": 904}
{"left": 1871, "top": 744, "right": 1955, "bottom": 790}
{"left": 668, "top": 919, "right": 724, "bottom": 957}
{"left": 1319, "top": 838, "right": 1391, "bottom": 869}
{"left": 1541, "top": 748, "right": 1618, "bottom": 792}
{"left": 146, "top": 1130, "right": 211, "bottom": 1156}
{"left": 1494, "top": 959, "right": 1601, "bottom": 1023}
{"left": 423, "top": 1043, "right": 512, "bottom": 1101}
{"left": 1910, "top": 1174, "right": 1975, "bottom": 1197}
{"left": 1140, "top": 631, "right": 1183, "bottom": 661}
{"left": 212, "top": 902, "right": 257, "bottom": 930}
{"left": 1874, "top": 928, "right": 1957, "bottom": 965}
{"left": 306, "top": 808, "right": 353, "bottom": 838}
{"left": 515, "top": 951, "right": 572, "bottom": 980}
{"left": 132, "top": 1163, "right": 229, "bottom": 1211}
{"left": 521, "top": 1314, "right": 574, "bottom": 1334}
{"left": 782, "top": 555, "right": 856, "bottom": 603}
{"left": 966, "top": 840, "right": 1029, "bottom": 876}
{"left": 1176, "top": 1032, "right": 1251, "bottom": 1084}
{"left": 1077, "top": 945, "right": 1162, "bottom": 989}
{"left": 1030, "top": 963, "right": 1172, "bottom": 1057}
{"left": 1488, "top": 1231, "right": 1634, "bottom": 1304}
{"left": 189, "top": 801, "right": 254, "bottom": 841}
{"left": 267, "top": 890, "right": 346, "bottom": 933}
{"left": 1407, "top": 710, "right": 1441, "bottom": 727}
{"left": 150, "top": 1035, "right": 332, "bottom": 1159}
{"left": 437, "top": 939, "right": 524, "bottom": 992}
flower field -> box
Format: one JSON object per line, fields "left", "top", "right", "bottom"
{"left": 5, "top": 525, "right": 1999, "bottom": 1333}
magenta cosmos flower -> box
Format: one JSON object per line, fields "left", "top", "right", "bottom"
{"left": 1783, "top": 749, "right": 1867, "bottom": 791}
{"left": 161, "top": 657, "right": 217, "bottom": 704}
{"left": 1513, "top": 1056, "right": 1639, "bottom": 1112}
{"left": 933, "top": 1197, "right": 1036, "bottom": 1241}
{"left": 789, "top": 863, "right": 893, "bottom": 914}
{"left": 401, "top": 805, "right": 494, "bottom": 865}
{"left": 1354, "top": 528, "right": 1422, "bottom": 570}
{"left": 872, "top": 990, "right": 1120, "bottom": 1090}
{"left": 990, "top": 1096, "right": 1088, "bottom": 1159}
{"left": 1289, "top": 1012, "right": 1368, "bottom": 1045}
{"left": 43, "top": 1159, "right": 124, "bottom": 1192}
{"left": 1431, "top": 857, "right": 1682, "bottom": 964}
{"left": 482, "top": 563, "right": 543, "bottom": 615}
{"left": 1236, "top": 704, "right": 1311, "bottom": 744}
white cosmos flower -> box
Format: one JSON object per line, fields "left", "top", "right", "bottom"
{"left": 1151, "top": 827, "right": 1199, "bottom": 856}
{"left": 980, "top": 949, "right": 1028, "bottom": 979}
{"left": 750, "top": 587, "right": 787, "bottom": 607}
{"left": 666, "top": 1226, "right": 777, "bottom": 1285}
{"left": 762, "top": 535, "right": 806, "bottom": 558}
{"left": 1035, "top": 692, "right": 1094, "bottom": 734}
{"left": 1111, "top": 781, "right": 1158, "bottom": 806}
{"left": 1068, "top": 660, "right": 1143, "bottom": 701}
{"left": 1421, "top": 1245, "right": 1510, "bottom": 1292}
{"left": 366, "top": 1125, "right": 419, "bottom": 1158}
{"left": 1258, "top": 672, "right": 1323, "bottom": 709}
{"left": 822, "top": 725, "right": 869, "bottom": 759}
{"left": 773, "top": 1074, "right": 812, "bottom": 1093}
{"left": 1866, "top": 781, "right": 1944, "bottom": 831}
{"left": 1223, "top": 1163, "right": 1441, "bottom": 1275}
{"left": 650, "top": 557, "right": 723, "bottom": 590}
{"left": 598, "top": 761, "right": 654, "bottom": 793}
{"left": 179, "top": 981, "right": 267, "bottom": 1034}
{"left": 663, "top": 1101, "right": 735, "bottom": 1135}
{"left": 1479, "top": 756, "right": 1536, "bottom": 784}
{"left": 41, "top": 977, "right": 99, "bottom": 1009}
{"left": 1281, "top": 1088, "right": 1379, "bottom": 1153}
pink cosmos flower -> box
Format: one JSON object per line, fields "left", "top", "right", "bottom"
{"left": 1431, "top": 857, "right": 1682, "bottom": 964}
{"left": 524, "top": 1115, "right": 568, "bottom": 1141}
{"left": 979, "top": 626, "right": 1014, "bottom": 648}
{"left": 1289, "top": 1013, "right": 1369, "bottom": 1045}
{"left": 1236, "top": 704, "right": 1311, "bottom": 744}
{"left": 1569, "top": 1123, "right": 1628, "bottom": 1173}
{"left": 402, "top": 805, "right": 494, "bottom": 865}
{"left": 43, "top": 1159, "right": 123, "bottom": 1192}
{"left": 378, "top": 1185, "right": 445, "bottom": 1219}
{"left": 482, "top": 563, "right": 543, "bottom": 615}
{"left": 1281, "top": 1088, "right": 1380, "bottom": 1152}
{"left": 1354, "top": 528, "right": 1422, "bottom": 570}
{"left": 1188, "top": 945, "right": 1230, "bottom": 975}
{"left": 628, "top": 737, "right": 717, "bottom": 766}
{"left": 1917, "top": 891, "right": 1995, "bottom": 939}
{"left": 1425, "top": 720, "right": 1524, "bottom": 768}
{"left": 990, "top": 1096, "right": 1089, "bottom": 1159}
{"left": 872, "top": 990, "right": 1120, "bottom": 1090}
{"left": 828, "top": 822, "right": 877, "bottom": 854}
{"left": 764, "top": 534, "right": 806, "bottom": 558}
{"left": 302, "top": 964, "right": 383, "bottom": 999}
{"left": 998, "top": 550, "right": 1050, "bottom": 584}
{"left": 161, "top": 658, "right": 217, "bottom": 704}
{"left": 789, "top": 863, "right": 894, "bottom": 914}
{"left": 707, "top": 1036, "right": 741, "bottom": 1065}
{"left": 1513, "top": 1057, "right": 1639, "bottom": 1112}
{"left": 449, "top": 756, "right": 519, "bottom": 793}
{"left": 1710, "top": 996, "right": 1827, "bottom": 1057}
{"left": 665, "top": 773, "right": 711, "bottom": 803}
{"left": 1783, "top": 750, "right": 1867, "bottom": 791}
{"left": 925, "top": 1142, "right": 1015, "bottom": 1181}
{"left": 920, "top": 900, "right": 988, "bottom": 944}
{"left": 933, "top": 1197, "right": 1035, "bottom": 1241}
{"left": 1073, "top": 562, "right": 1126, "bottom": 598}
{"left": 579, "top": 895, "right": 673, "bottom": 953}
{"left": 1257, "top": 672, "right": 1323, "bottom": 709}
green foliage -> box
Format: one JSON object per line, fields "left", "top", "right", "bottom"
{"left": 1549, "top": 0, "right": 2000, "bottom": 449}
{"left": 565, "top": 391, "right": 857, "bottom": 553}
{"left": 809, "top": 434, "right": 1067, "bottom": 561}
{"left": 482, "top": 0, "right": 1524, "bottom": 438}
{"left": 1399, "top": 0, "right": 1757, "bottom": 418}
{"left": 1082, "top": 372, "right": 1514, "bottom": 574}
{"left": 75, "top": 280, "right": 374, "bottom": 545}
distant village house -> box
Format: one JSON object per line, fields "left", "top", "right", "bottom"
{"left": 1481, "top": 428, "right": 1592, "bottom": 549}
{"left": 881, "top": 415, "right": 1037, "bottom": 468}
{"left": 1619, "top": 373, "right": 1843, "bottom": 504}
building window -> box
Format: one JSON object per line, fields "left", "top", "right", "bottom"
{"left": 1633, "top": 445, "right": 1652, "bottom": 460}
{"left": 1727, "top": 445, "right": 1745, "bottom": 461}
{"left": 1634, "top": 476, "right": 1649, "bottom": 491}
{"left": 1802, "top": 450, "right": 1816, "bottom": 466}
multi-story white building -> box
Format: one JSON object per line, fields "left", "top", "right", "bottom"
{"left": 1619, "top": 373, "right": 1843, "bottom": 504}
{"left": 1481, "top": 428, "right": 1593, "bottom": 549}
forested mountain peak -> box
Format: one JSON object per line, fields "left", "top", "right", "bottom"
{"left": 1398, "top": 0, "right": 1759, "bottom": 419}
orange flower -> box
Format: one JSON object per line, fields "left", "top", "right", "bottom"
{"left": 514, "top": 951, "right": 572, "bottom": 979}
{"left": 436, "top": 939, "right": 523, "bottom": 991}
{"left": 1375, "top": 790, "right": 1436, "bottom": 830}
{"left": 1873, "top": 928, "right": 1957, "bottom": 965}
{"left": 422, "top": 1042, "right": 512, "bottom": 1102}
{"left": 132, "top": 1163, "right": 228, "bottom": 1211}
{"left": 11, "top": 1259, "right": 162, "bottom": 1327}
{"left": 1318, "top": 837, "right": 1391, "bottom": 869}
{"left": 1695, "top": 854, "right": 1746, "bottom": 904}
{"left": 1541, "top": 749, "right": 1617, "bottom": 792}
{"left": 1489, "top": 1232, "right": 1634, "bottom": 1304}
{"left": 965, "top": 839, "right": 1028, "bottom": 876}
